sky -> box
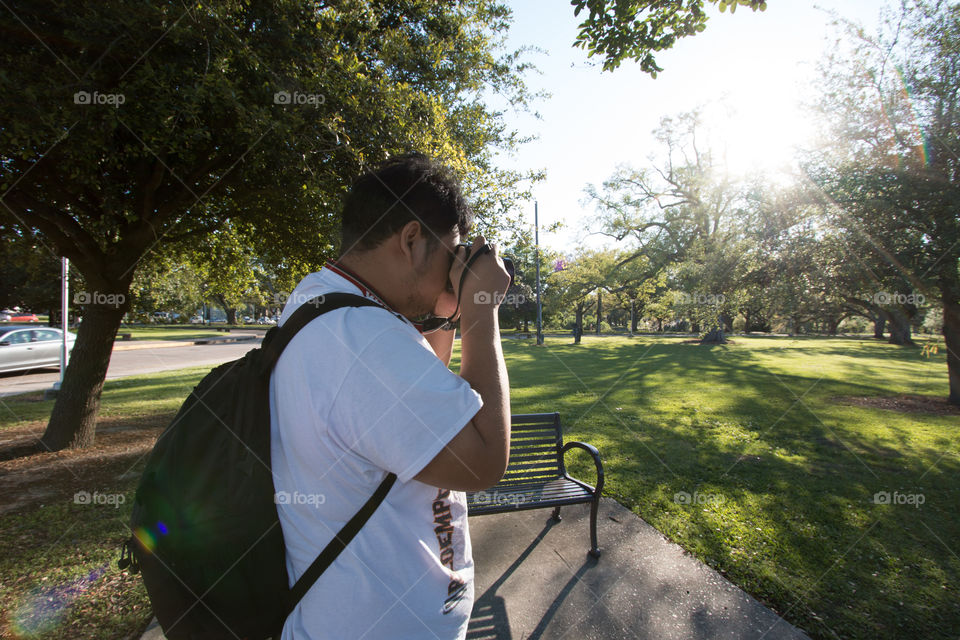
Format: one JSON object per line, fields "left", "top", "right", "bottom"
{"left": 495, "top": 0, "right": 890, "bottom": 254}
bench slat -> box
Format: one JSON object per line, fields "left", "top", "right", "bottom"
{"left": 507, "top": 445, "right": 558, "bottom": 456}
{"left": 511, "top": 413, "right": 559, "bottom": 425}
{"left": 510, "top": 447, "right": 557, "bottom": 462}
{"left": 505, "top": 436, "right": 557, "bottom": 447}
{"left": 504, "top": 460, "right": 561, "bottom": 473}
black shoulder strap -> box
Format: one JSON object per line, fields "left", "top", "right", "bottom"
{"left": 287, "top": 471, "right": 397, "bottom": 615}
{"left": 262, "top": 292, "right": 385, "bottom": 370}
{"left": 264, "top": 292, "right": 400, "bottom": 616}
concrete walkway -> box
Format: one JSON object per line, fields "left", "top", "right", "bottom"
{"left": 141, "top": 498, "right": 808, "bottom": 640}
{"left": 466, "top": 499, "right": 807, "bottom": 640}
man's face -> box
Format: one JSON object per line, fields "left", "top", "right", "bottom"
{"left": 407, "top": 226, "right": 461, "bottom": 319}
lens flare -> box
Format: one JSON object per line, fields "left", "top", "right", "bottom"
{"left": 134, "top": 526, "right": 157, "bottom": 554}
{"left": 10, "top": 564, "right": 107, "bottom": 638}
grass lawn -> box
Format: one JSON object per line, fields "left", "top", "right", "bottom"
{"left": 117, "top": 326, "right": 237, "bottom": 341}
{"left": 1, "top": 335, "right": 958, "bottom": 638}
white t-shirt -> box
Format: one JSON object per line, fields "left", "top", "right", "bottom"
{"left": 269, "top": 267, "right": 483, "bottom": 640}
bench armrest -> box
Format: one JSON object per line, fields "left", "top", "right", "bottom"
{"left": 561, "top": 441, "right": 605, "bottom": 496}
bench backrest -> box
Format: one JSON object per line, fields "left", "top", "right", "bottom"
{"left": 498, "top": 413, "right": 564, "bottom": 485}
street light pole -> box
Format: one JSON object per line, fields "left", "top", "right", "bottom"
{"left": 51, "top": 257, "right": 69, "bottom": 395}
{"left": 535, "top": 200, "right": 543, "bottom": 346}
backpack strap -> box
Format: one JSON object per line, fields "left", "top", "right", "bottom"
{"left": 261, "top": 292, "right": 386, "bottom": 370}
{"left": 263, "top": 292, "right": 401, "bottom": 617}
{"left": 287, "top": 471, "right": 397, "bottom": 615}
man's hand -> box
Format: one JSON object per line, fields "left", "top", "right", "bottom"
{"left": 454, "top": 236, "right": 511, "bottom": 321}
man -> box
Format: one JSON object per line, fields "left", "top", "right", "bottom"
{"left": 270, "top": 153, "right": 512, "bottom": 639}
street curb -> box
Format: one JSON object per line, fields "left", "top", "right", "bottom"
{"left": 192, "top": 335, "right": 258, "bottom": 345}
{"left": 112, "top": 341, "right": 196, "bottom": 351}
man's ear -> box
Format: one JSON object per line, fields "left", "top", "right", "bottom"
{"left": 398, "top": 220, "right": 423, "bottom": 265}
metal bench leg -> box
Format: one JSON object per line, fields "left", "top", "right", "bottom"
{"left": 588, "top": 497, "right": 601, "bottom": 558}
{"left": 551, "top": 506, "right": 562, "bottom": 522}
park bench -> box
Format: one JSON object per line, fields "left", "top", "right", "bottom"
{"left": 466, "top": 412, "right": 604, "bottom": 557}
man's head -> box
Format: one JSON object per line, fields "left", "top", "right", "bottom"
{"left": 339, "top": 153, "right": 473, "bottom": 255}
{"left": 337, "top": 154, "right": 474, "bottom": 319}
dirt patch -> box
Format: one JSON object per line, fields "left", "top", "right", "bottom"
{"left": 0, "top": 415, "right": 169, "bottom": 515}
{"left": 835, "top": 394, "right": 960, "bottom": 416}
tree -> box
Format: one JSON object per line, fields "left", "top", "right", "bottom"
{"left": 545, "top": 249, "right": 616, "bottom": 343}
{"left": 0, "top": 0, "right": 538, "bottom": 449}
{"left": 806, "top": 0, "right": 960, "bottom": 403}
{"left": 571, "top": 0, "right": 767, "bottom": 74}
{"left": 587, "top": 111, "right": 752, "bottom": 343}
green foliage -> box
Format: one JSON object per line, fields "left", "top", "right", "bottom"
{"left": 0, "top": 0, "right": 539, "bottom": 290}
{"left": 571, "top": 0, "right": 767, "bottom": 74}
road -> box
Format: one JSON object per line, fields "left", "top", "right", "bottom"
{"left": 0, "top": 338, "right": 262, "bottom": 398}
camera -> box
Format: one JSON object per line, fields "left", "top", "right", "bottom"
{"left": 454, "top": 242, "right": 515, "bottom": 288}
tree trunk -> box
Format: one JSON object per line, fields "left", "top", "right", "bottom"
{"left": 885, "top": 308, "right": 915, "bottom": 346}
{"left": 826, "top": 317, "right": 840, "bottom": 335}
{"left": 701, "top": 326, "right": 726, "bottom": 344}
{"left": 41, "top": 303, "right": 126, "bottom": 450}
{"left": 523, "top": 317, "right": 529, "bottom": 332}
{"left": 595, "top": 290, "right": 602, "bottom": 335}
{"left": 574, "top": 302, "right": 583, "bottom": 344}
{"left": 630, "top": 299, "right": 638, "bottom": 334}
{"left": 873, "top": 314, "right": 886, "bottom": 339}
{"left": 942, "top": 289, "right": 960, "bottom": 406}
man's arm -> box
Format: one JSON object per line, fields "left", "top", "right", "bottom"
{"left": 424, "top": 325, "right": 455, "bottom": 366}
{"left": 414, "top": 240, "right": 511, "bottom": 491}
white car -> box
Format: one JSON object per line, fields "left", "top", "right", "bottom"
{"left": 0, "top": 326, "right": 76, "bottom": 373}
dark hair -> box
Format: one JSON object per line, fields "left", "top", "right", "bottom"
{"left": 339, "top": 153, "right": 474, "bottom": 253}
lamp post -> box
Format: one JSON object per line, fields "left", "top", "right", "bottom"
{"left": 535, "top": 201, "right": 543, "bottom": 346}
{"left": 47, "top": 257, "right": 69, "bottom": 398}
